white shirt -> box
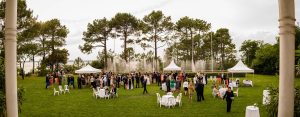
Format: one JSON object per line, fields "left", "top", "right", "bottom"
{"left": 183, "top": 81, "right": 188, "bottom": 88}
{"left": 193, "top": 77, "right": 197, "bottom": 84}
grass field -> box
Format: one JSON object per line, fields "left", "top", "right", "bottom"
{"left": 18, "top": 74, "right": 300, "bottom": 117}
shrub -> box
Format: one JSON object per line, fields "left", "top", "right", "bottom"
{"left": 264, "top": 86, "right": 300, "bottom": 117}
{"left": 0, "top": 57, "right": 26, "bottom": 116}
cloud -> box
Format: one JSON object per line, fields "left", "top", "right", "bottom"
{"left": 26, "top": 0, "right": 300, "bottom": 61}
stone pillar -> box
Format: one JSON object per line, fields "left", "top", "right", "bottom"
{"left": 278, "top": 0, "right": 295, "bottom": 116}
{"left": 4, "top": 0, "right": 18, "bottom": 116}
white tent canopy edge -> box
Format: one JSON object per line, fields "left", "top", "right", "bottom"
{"left": 75, "top": 65, "right": 101, "bottom": 74}
{"left": 163, "top": 60, "right": 181, "bottom": 71}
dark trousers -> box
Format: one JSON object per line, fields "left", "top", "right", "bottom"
{"left": 78, "top": 83, "right": 81, "bottom": 89}
{"left": 136, "top": 81, "right": 139, "bottom": 88}
{"left": 143, "top": 86, "right": 148, "bottom": 94}
{"left": 46, "top": 82, "right": 49, "bottom": 89}
{"left": 197, "top": 92, "right": 201, "bottom": 101}
{"left": 200, "top": 92, "right": 204, "bottom": 101}
{"left": 70, "top": 81, "right": 75, "bottom": 88}
{"left": 158, "top": 80, "right": 161, "bottom": 86}
{"left": 132, "top": 82, "right": 134, "bottom": 89}
{"left": 226, "top": 100, "right": 232, "bottom": 112}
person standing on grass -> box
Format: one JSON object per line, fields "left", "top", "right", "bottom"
{"left": 128, "top": 75, "right": 132, "bottom": 89}
{"left": 188, "top": 81, "right": 195, "bottom": 102}
{"left": 141, "top": 74, "right": 144, "bottom": 88}
{"left": 77, "top": 75, "right": 82, "bottom": 89}
{"left": 195, "top": 80, "right": 201, "bottom": 102}
{"left": 223, "top": 87, "right": 234, "bottom": 112}
{"left": 199, "top": 80, "right": 205, "bottom": 101}
{"left": 183, "top": 80, "right": 188, "bottom": 95}
{"left": 46, "top": 73, "right": 50, "bottom": 89}
{"left": 136, "top": 73, "right": 140, "bottom": 88}
{"left": 132, "top": 73, "right": 135, "bottom": 89}
{"left": 166, "top": 76, "right": 171, "bottom": 92}
{"left": 143, "top": 77, "right": 148, "bottom": 94}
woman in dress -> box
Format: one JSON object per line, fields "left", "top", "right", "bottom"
{"left": 212, "top": 85, "right": 221, "bottom": 98}
{"left": 170, "top": 78, "right": 175, "bottom": 91}
{"left": 188, "top": 81, "right": 195, "bottom": 102}
{"left": 183, "top": 80, "right": 189, "bottom": 95}
{"left": 146, "top": 74, "right": 150, "bottom": 85}
{"left": 99, "top": 76, "right": 103, "bottom": 89}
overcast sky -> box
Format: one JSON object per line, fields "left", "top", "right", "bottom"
{"left": 26, "top": 0, "right": 300, "bottom": 61}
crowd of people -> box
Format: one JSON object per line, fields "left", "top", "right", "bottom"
{"left": 45, "top": 71, "right": 75, "bottom": 89}
{"left": 45, "top": 70, "right": 235, "bottom": 112}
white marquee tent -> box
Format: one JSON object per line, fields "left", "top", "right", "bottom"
{"left": 163, "top": 60, "right": 181, "bottom": 71}
{"left": 227, "top": 60, "right": 254, "bottom": 85}
{"left": 228, "top": 60, "right": 254, "bottom": 73}
{"left": 75, "top": 65, "right": 101, "bottom": 74}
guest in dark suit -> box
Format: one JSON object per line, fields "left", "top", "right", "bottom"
{"left": 166, "top": 77, "right": 171, "bottom": 92}
{"left": 70, "top": 75, "right": 75, "bottom": 88}
{"left": 143, "top": 78, "right": 148, "bottom": 94}
{"left": 195, "top": 80, "right": 204, "bottom": 101}
{"left": 223, "top": 87, "right": 234, "bottom": 112}
{"left": 122, "top": 75, "right": 127, "bottom": 90}
{"left": 116, "top": 75, "right": 121, "bottom": 88}
{"left": 77, "top": 75, "right": 82, "bottom": 89}
{"left": 132, "top": 74, "right": 135, "bottom": 89}
{"left": 199, "top": 81, "right": 205, "bottom": 101}
{"left": 157, "top": 72, "right": 162, "bottom": 86}
{"left": 46, "top": 73, "right": 50, "bottom": 89}
{"left": 141, "top": 74, "right": 144, "bottom": 88}
{"left": 136, "top": 73, "right": 140, "bottom": 88}
{"left": 128, "top": 75, "right": 132, "bottom": 89}
{"left": 195, "top": 81, "right": 200, "bottom": 101}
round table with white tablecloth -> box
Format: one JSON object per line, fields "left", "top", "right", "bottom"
{"left": 162, "top": 83, "right": 167, "bottom": 91}
{"left": 161, "top": 95, "right": 175, "bottom": 106}
{"left": 262, "top": 90, "right": 270, "bottom": 105}
{"left": 245, "top": 106, "right": 260, "bottom": 117}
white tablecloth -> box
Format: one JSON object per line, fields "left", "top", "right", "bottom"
{"left": 262, "top": 90, "right": 270, "bottom": 105}
{"left": 243, "top": 80, "right": 253, "bottom": 87}
{"left": 162, "top": 83, "right": 167, "bottom": 91}
{"left": 99, "top": 89, "right": 106, "bottom": 98}
{"left": 245, "top": 106, "right": 260, "bottom": 117}
{"left": 219, "top": 88, "right": 227, "bottom": 97}
{"left": 161, "top": 95, "right": 175, "bottom": 106}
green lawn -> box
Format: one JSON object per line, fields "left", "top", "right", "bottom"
{"left": 18, "top": 75, "right": 300, "bottom": 117}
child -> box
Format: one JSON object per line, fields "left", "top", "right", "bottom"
{"left": 183, "top": 80, "right": 189, "bottom": 95}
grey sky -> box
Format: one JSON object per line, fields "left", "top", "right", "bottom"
{"left": 26, "top": 0, "right": 300, "bottom": 60}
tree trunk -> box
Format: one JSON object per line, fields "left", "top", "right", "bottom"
{"left": 32, "top": 55, "right": 35, "bottom": 74}
{"left": 190, "top": 30, "right": 194, "bottom": 71}
{"left": 154, "top": 34, "right": 158, "bottom": 71}
{"left": 42, "top": 37, "right": 46, "bottom": 61}
{"left": 104, "top": 37, "right": 107, "bottom": 71}
{"left": 124, "top": 32, "right": 128, "bottom": 62}
{"left": 221, "top": 43, "right": 224, "bottom": 70}
{"left": 51, "top": 35, "right": 55, "bottom": 53}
